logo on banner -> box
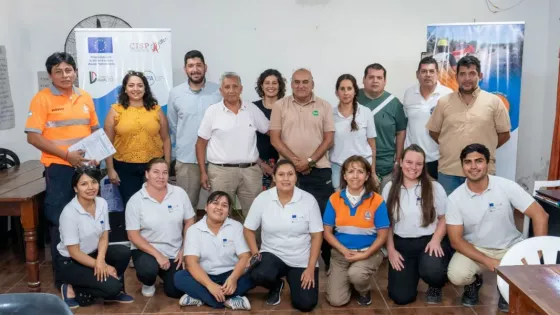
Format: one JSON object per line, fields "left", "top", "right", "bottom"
{"left": 88, "top": 71, "right": 114, "bottom": 84}
{"left": 88, "top": 37, "right": 114, "bottom": 53}
{"left": 144, "top": 71, "right": 164, "bottom": 86}
{"left": 129, "top": 37, "right": 168, "bottom": 53}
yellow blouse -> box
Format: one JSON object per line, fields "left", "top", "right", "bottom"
{"left": 112, "top": 104, "right": 164, "bottom": 163}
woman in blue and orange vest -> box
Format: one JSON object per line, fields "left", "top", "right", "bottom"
{"left": 322, "top": 155, "right": 389, "bottom": 307}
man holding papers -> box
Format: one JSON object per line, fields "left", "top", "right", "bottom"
{"left": 25, "top": 52, "right": 100, "bottom": 289}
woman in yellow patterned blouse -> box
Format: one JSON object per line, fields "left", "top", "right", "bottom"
{"left": 104, "top": 71, "right": 171, "bottom": 207}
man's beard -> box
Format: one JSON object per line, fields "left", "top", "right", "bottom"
{"left": 187, "top": 74, "right": 205, "bottom": 84}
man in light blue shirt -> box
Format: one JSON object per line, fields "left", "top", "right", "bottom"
{"left": 168, "top": 50, "right": 222, "bottom": 208}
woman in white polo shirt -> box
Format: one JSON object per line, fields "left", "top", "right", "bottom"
{"left": 243, "top": 159, "right": 324, "bottom": 313}
{"left": 126, "top": 158, "right": 196, "bottom": 298}
{"left": 56, "top": 167, "right": 133, "bottom": 309}
{"left": 174, "top": 191, "right": 254, "bottom": 311}
{"left": 382, "top": 144, "right": 451, "bottom": 305}
{"left": 330, "top": 74, "right": 377, "bottom": 190}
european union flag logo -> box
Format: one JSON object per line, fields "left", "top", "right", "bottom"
{"left": 292, "top": 215, "right": 297, "bottom": 219}
{"left": 88, "top": 37, "right": 113, "bottom": 53}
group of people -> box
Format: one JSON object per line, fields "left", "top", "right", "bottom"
{"left": 24, "top": 49, "right": 550, "bottom": 313}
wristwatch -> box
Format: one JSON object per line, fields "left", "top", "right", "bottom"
{"left": 307, "top": 158, "right": 316, "bottom": 168}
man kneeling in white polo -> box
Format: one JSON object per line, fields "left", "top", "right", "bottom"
{"left": 446, "top": 143, "right": 548, "bottom": 313}
{"left": 196, "top": 72, "right": 269, "bottom": 217}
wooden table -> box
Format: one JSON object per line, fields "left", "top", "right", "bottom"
{"left": 496, "top": 264, "right": 560, "bottom": 315}
{"left": 0, "top": 160, "right": 45, "bottom": 292}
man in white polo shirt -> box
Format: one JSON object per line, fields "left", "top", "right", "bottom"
{"left": 403, "top": 56, "right": 453, "bottom": 179}
{"left": 446, "top": 143, "right": 548, "bottom": 313}
{"left": 196, "top": 72, "right": 269, "bottom": 217}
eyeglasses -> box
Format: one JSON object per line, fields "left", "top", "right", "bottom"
{"left": 127, "top": 70, "right": 145, "bottom": 77}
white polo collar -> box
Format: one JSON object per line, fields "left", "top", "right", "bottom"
{"left": 196, "top": 215, "right": 234, "bottom": 234}
{"left": 220, "top": 100, "right": 246, "bottom": 113}
{"left": 414, "top": 81, "right": 444, "bottom": 96}
{"left": 270, "top": 186, "right": 303, "bottom": 204}
{"left": 139, "top": 183, "right": 174, "bottom": 201}
{"left": 70, "top": 196, "right": 103, "bottom": 221}
{"left": 464, "top": 175, "right": 494, "bottom": 197}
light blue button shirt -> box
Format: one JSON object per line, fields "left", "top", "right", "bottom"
{"left": 167, "top": 80, "right": 222, "bottom": 163}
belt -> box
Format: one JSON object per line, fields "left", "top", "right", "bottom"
{"left": 212, "top": 162, "right": 257, "bottom": 168}
{"left": 351, "top": 247, "right": 370, "bottom": 252}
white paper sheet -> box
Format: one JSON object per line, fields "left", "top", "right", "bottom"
{"left": 0, "top": 46, "right": 15, "bottom": 130}
{"left": 68, "top": 128, "right": 116, "bottom": 162}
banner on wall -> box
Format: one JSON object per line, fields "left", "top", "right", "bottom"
{"left": 75, "top": 28, "right": 172, "bottom": 127}
{"left": 426, "top": 22, "right": 525, "bottom": 180}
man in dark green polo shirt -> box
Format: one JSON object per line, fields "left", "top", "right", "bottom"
{"left": 358, "top": 63, "right": 407, "bottom": 190}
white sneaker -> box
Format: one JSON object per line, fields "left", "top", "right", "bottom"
{"left": 225, "top": 296, "right": 251, "bottom": 310}
{"left": 141, "top": 284, "right": 156, "bottom": 297}
{"left": 179, "top": 293, "right": 203, "bottom": 307}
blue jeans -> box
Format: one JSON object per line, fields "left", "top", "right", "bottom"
{"left": 45, "top": 163, "right": 76, "bottom": 289}
{"left": 437, "top": 172, "right": 466, "bottom": 195}
{"left": 174, "top": 269, "right": 255, "bottom": 309}
{"left": 113, "top": 159, "right": 148, "bottom": 207}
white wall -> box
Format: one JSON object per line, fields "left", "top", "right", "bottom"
{"left": 0, "top": 0, "right": 558, "bottom": 191}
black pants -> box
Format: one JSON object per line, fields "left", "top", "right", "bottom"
{"left": 298, "top": 167, "right": 333, "bottom": 268}
{"left": 45, "top": 163, "right": 76, "bottom": 289}
{"left": 426, "top": 161, "right": 438, "bottom": 180}
{"left": 131, "top": 249, "right": 183, "bottom": 298}
{"left": 250, "top": 252, "right": 319, "bottom": 312}
{"left": 388, "top": 234, "right": 451, "bottom": 305}
{"left": 55, "top": 245, "right": 131, "bottom": 299}
{"left": 113, "top": 159, "right": 148, "bottom": 207}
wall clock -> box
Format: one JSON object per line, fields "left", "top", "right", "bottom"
{"left": 64, "top": 14, "right": 131, "bottom": 84}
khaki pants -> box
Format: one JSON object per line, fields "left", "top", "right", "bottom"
{"left": 447, "top": 246, "right": 511, "bottom": 286}
{"left": 175, "top": 161, "right": 203, "bottom": 209}
{"left": 379, "top": 172, "right": 393, "bottom": 192}
{"left": 207, "top": 164, "right": 262, "bottom": 217}
{"left": 326, "top": 248, "right": 383, "bottom": 307}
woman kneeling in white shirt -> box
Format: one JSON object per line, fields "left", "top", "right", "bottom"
{"left": 244, "top": 159, "right": 324, "bottom": 313}
{"left": 382, "top": 144, "right": 451, "bottom": 305}
{"left": 174, "top": 191, "right": 254, "bottom": 310}
{"left": 57, "top": 167, "right": 133, "bottom": 309}
{"left": 126, "top": 158, "right": 196, "bottom": 298}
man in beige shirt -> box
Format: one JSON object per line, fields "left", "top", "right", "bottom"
{"left": 270, "top": 68, "right": 335, "bottom": 268}
{"left": 426, "top": 55, "right": 511, "bottom": 195}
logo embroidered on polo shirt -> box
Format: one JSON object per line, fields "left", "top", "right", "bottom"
{"left": 312, "top": 110, "right": 319, "bottom": 116}
{"left": 364, "top": 211, "right": 372, "bottom": 221}
{"left": 83, "top": 105, "right": 89, "bottom": 113}
{"left": 28, "top": 111, "right": 32, "bottom": 116}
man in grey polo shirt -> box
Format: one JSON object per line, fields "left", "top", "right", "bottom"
{"left": 446, "top": 143, "right": 548, "bottom": 313}
{"left": 168, "top": 50, "right": 222, "bottom": 208}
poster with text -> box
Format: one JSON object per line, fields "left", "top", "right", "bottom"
{"left": 75, "top": 28, "right": 172, "bottom": 128}
{"left": 426, "top": 22, "right": 525, "bottom": 180}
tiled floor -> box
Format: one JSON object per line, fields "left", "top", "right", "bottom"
{"left": 0, "top": 243, "right": 505, "bottom": 315}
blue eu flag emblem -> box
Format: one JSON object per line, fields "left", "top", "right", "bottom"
{"left": 88, "top": 37, "right": 113, "bottom": 53}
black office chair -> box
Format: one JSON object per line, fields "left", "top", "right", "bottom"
{"left": 0, "top": 148, "right": 20, "bottom": 170}
{"left": 0, "top": 293, "right": 73, "bottom": 315}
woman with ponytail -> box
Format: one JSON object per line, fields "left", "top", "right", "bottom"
{"left": 329, "top": 74, "right": 377, "bottom": 190}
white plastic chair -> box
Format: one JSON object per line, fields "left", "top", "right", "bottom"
{"left": 497, "top": 236, "right": 560, "bottom": 303}
{"left": 524, "top": 180, "right": 560, "bottom": 237}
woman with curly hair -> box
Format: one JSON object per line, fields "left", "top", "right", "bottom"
{"left": 104, "top": 71, "right": 171, "bottom": 206}
{"left": 253, "top": 69, "right": 286, "bottom": 189}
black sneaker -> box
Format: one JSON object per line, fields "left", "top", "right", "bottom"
{"left": 498, "top": 291, "right": 509, "bottom": 313}
{"left": 265, "top": 280, "right": 284, "bottom": 305}
{"left": 461, "top": 274, "right": 483, "bottom": 307}
{"left": 425, "top": 286, "right": 442, "bottom": 304}
{"left": 358, "top": 292, "right": 372, "bottom": 306}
